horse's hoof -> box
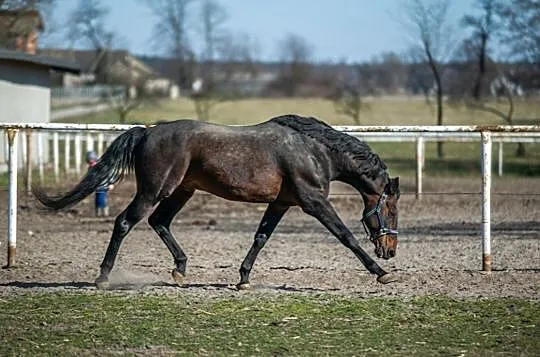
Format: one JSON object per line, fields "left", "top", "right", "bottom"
{"left": 236, "top": 282, "right": 251, "bottom": 290}
{"left": 171, "top": 269, "right": 184, "bottom": 286}
{"left": 95, "top": 277, "right": 110, "bottom": 290}
{"left": 377, "top": 272, "right": 400, "bottom": 284}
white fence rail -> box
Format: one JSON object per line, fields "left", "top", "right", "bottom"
{"left": 1, "top": 123, "right": 540, "bottom": 273}
{"left": 51, "top": 85, "right": 125, "bottom": 107}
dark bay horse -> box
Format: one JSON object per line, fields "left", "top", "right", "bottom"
{"left": 33, "top": 115, "right": 401, "bottom": 289}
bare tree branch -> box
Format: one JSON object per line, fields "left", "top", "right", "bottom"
{"left": 400, "top": 0, "right": 455, "bottom": 158}
{"left": 276, "top": 33, "right": 313, "bottom": 96}
{"left": 66, "top": 0, "right": 113, "bottom": 50}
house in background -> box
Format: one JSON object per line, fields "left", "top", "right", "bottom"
{"left": 0, "top": 49, "right": 80, "bottom": 170}
{"left": 0, "top": 8, "right": 80, "bottom": 171}
{"left": 40, "top": 49, "right": 180, "bottom": 105}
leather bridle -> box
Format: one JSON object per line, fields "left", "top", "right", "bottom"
{"left": 361, "top": 192, "right": 398, "bottom": 242}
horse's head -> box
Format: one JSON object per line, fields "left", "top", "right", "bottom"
{"left": 361, "top": 177, "right": 400, "bottom": 260}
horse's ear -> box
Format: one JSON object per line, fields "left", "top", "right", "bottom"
{"left": 389, "top": 177, "right": 400, "bottom": 198}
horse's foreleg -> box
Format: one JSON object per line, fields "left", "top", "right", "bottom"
{"left": 237, "top": 203, "right": 289, "bottom": 290}
{"left": 148, "top": 188, "right": 194, "bottom": 286}
{"left": 298, "top": 194, "right": 390, "bottom": 280}
{"left": 96, "top": 194, "right": 153, "bottom": 289}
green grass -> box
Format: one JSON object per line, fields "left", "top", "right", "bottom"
{"left": 370, "top": 141, "right": 540, "bottom": 177}
{"left": 56, "top": 97, "right": 540, "bottom": 126}
{"left": 46, "top": 97, "right": 540, "bottom": 179}
{"left": 0, "top": 293, "right": 537, "bottom": 356}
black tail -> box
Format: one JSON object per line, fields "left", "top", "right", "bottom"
{"left": 33, "top": 126, "right": 147, "bottom": 210}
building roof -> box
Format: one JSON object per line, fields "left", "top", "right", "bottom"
{"left": 0, "top": 49, "right": 80, "bottom": 73}
{"left": 39, "top": 49, "right": 156, "bottom": 77}
{"left": 39, "top": 49, "right": 129, "bottom": 73}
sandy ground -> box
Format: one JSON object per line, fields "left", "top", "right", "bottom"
{"left": 0, "top": 176, "right": 538, "bottom": 299}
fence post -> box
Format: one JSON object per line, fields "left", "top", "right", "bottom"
{"left": 75, "top": 133, "right": 82, "bottom": 174}
{"left": 5, "top": 128, "right": 18, "bottom": 268}
{"left": 481, "top": 131, "right": 492, "bottom": 272}
{"left": 64, "top": 133, "right": 71, "bottom": 175}
{"left": 25, "top": 129, "right": 32, "bottom": 194}
{"left": 498, "top": 140, "right": 503, "bottom": 177}
{"left": 97, "top": 133, "right": 104, "bottom": 156}
{"left": 86, "top": 133, "right": 94, "bottom": 153}
{"left": 415, "top": 136, "right": 425, "bottom": 199}
{"left": 37, "top": 132, "right": 44, "bottom": 182}
{"left": 53, "top": 132, "right": 59, "bottom": 182}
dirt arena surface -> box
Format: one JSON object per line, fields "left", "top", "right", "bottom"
{"left": 0, "top": 176, "right": 538, "bottom": 299}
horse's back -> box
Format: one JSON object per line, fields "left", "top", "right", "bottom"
{"left": 138, "top": 120, "right": 287, "bottom": 202}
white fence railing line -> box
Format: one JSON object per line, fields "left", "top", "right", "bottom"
{"left": 1, "top": 123, "right": 540, "bottom": 132}
{"left": 1, "top": 123, "right": 540, "bottom": 273}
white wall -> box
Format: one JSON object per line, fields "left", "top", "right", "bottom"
{"left": 0, "top": 72, "right": 51, "bottom": 171}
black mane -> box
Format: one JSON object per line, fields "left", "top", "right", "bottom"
{"left": 270, "top": 114, "right": 387, "bottom": 179}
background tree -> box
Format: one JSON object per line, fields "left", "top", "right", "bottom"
{"left": 140, "top": 0, "right": 196, "bottom": 90}
{"left": 67, "top": 0, "right": 153, "bottom": 124}
{"left": 497, "top": 0, "right": 540, "bottom": 67}
{"left": 331, "top": 64, "right": 373, "bottom": 124}
{"left": 275, "top": 33, "right": 313, "bottom": 97}
{"left": 0, "top": 0, "right": 55, "bottom": 51}
{"left": 460, "top": 0, "right": 499, "bottom": 100}
{"left": 458, "top": 0, "right": 529, "bottom": 156}
{"left": 217, "top": 31, "right": 260, "bottom": 96}
{"left": 199, "top": 0, "right": 227, "bottom": 90}
{"left": 332, "top": 84, "right": 368, "bottom": 125}
{"left": 400, "top": 0, "right": 455, "bottom": 158}
{"left": 187, "top": 0, "right": 229, "bottom": 121}
{"left": 66, "top": 0, "right": 113, "bottom": 50}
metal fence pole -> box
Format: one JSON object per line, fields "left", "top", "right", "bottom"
{"left": 53, "top": 132, "right": 59, "bottom": 182}
{"left": 86, "top": 133, "right": 94, "bottom": 153}
{"left": 5, "top": 129, "right": 18, "bottom": 268}
{"left": 37, "top": 132, "right": 44, "bottom": 182}
{"left": 25, "top": 129, "right": 32, "bottom": 194}
{"left": 97, "top": 133, "right": 104, "bottom": 156}
{"left": 415, "top": 136, "right": 425, "bottom": 199}
{"left": 75, "top": 133, "right": 82, "bottom": 175}
{"left": 481, "top": 131, "right": 492, "bottom": 272}
{"left": 498, "top": 141, "right": 503, "bottom": 177}
{"left": 65, "top": 133, "right": 71, "bottom": 175}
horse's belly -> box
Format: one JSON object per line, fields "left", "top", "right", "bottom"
{"left": 183, "top": 169, "right": 282, "bottom": 203}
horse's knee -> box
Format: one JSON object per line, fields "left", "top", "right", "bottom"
{"left": 253, "top": 233, "right": 268, "bottom": 248}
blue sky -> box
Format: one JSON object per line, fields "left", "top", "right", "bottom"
{"left": 50, "top": 0, "right": 477, "bottom": 62}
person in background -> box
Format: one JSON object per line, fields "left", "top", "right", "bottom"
{"left": 86, "top": 151, "right": 113, "bottom": 217}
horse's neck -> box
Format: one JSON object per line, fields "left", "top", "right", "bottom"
{"left": 337, "top": 165, "right": 388, "bottom": 198}
{"left": 363, "top": 173, "right": 388, "bottom": 196}
{"left": 334, "top": 155, "right": 387, "bottom": 194}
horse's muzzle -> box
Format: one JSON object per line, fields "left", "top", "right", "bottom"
{"left": 374, "top": 235, "right": 397, "bottom": 260}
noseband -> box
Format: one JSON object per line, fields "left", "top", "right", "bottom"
{"left": 361, "top": 192, "right": 398, "bottom": 241}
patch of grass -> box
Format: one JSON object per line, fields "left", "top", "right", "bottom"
{"left": 55, "top": 97, "right": 540, "bottom": 126}
{"left": 0, "top": 293, "right": 537, "bottom": 356}
{"left": 370, "top": 141, "right": 540, "bottom": 177}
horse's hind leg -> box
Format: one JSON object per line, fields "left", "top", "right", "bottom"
{"left": 95, "top": 193, "right": 153, "bottom": 289}
{"left": 237, "top": 203, "right": 289, "bottom": 290}
{"left": 148, "top": 188, "right": 194, "bottom": 285}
